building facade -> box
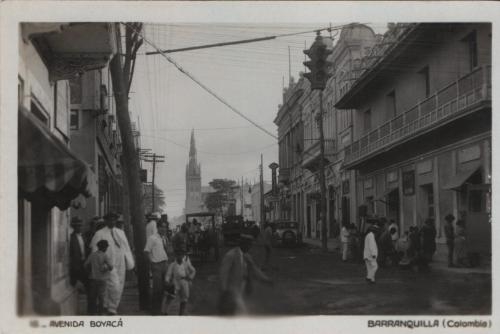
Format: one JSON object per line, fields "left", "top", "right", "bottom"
{"left": 18, "top": 23, "right": 116, "bottom": 315}
{"left": 336, "top": 23, "right": 491, "bottom": 255}
{"left": 69, "top": 66, "right": 124, "bottom": 227}
{"left": 275, "top": 24, "right": 378, "bottom": 241}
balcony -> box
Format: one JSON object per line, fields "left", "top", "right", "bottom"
{"left": 24, "top": 23, "right": 117, "bottom": 81}
{"left": 301, "top": 139, "right": 336, "bottom": 172}
{"left": 278, "top": 168, "right": 290, "bottom": 184}
{"left": 344, "top": 65, "right": 491, "bottom": 168}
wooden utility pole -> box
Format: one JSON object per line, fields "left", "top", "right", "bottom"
{"left": 143, "top": 153, "right": 165, "bottom": 212}
{"left": 109, "top": 22, "right": 150, "bottom": 310}
{"left": 260, "top": 154, "right": 265, "bottom": 228}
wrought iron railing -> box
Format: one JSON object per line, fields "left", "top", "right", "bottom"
{"left": 344, "top": 65, "right": 491, "bottom": 165}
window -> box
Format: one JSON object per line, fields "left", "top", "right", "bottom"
{"left": 30, "top": 99, "right": 49, "bottom": 126}
{"left": 386, "top": 90, "right": 396, "bottom": 117}
{"left": 363, "top": 109, "right": 371, "bottom": 133}
{"left": 463, "top": 31, "right": 478, "bottom": 71}
{"left": 418, "top": 66, "right": 430, "bottom": 98}
{"left": 70, "top": 109, "right": 79, "bottom": 130}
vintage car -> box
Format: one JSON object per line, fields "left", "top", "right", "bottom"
{"left": 271, "top": 220, "right": 302, "bottom": 246}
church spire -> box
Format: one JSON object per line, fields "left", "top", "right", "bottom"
{"left": 189, "top": 128, "right": 196, "bottom": 158}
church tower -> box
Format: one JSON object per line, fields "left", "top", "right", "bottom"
{"left": 185, "top": 129, "right": 202, "bottom": 214}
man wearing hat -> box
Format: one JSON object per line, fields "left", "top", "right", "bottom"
{"left": 90, "top": 212, "right": 134, "bottom": 315}
{"left": 218, "top": 234, "right": 272, "bottom": 315}
{"left": 363, "top": 224, "right": 379, "bottom": 284}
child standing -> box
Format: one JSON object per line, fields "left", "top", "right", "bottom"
{"left": 164, "top": 250, "right": 196, "bottom": 315}
{"left": 85, "top": 240, "right": 113, "bottom": 315}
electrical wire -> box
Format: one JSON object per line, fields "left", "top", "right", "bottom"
{"left": 122, "top": 22, "right": 278, "bottom": 140}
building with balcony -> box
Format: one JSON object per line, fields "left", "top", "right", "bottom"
{"left": 275, "top": 24, "right": 378, "bottom": 241}
{"left": 69, "top": 65, "right": 124, "bottom": 227}
{"left": 335, "top": 23, "right": 491, "bottom": 256}
{"left": 18, "top": 23, "right": 117, "bottom": 315}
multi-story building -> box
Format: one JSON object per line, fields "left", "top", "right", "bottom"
{"left": 335, "top": 23, "right": 491, "bottom": 256}
{"left": 69, "top": 66, "right": 124, "bottom": 227}
{"left": 18, "top": 23, "right": 117, "bottom": 315}
{"left": 275, "top": 23, "right": 378, "bottom": 241}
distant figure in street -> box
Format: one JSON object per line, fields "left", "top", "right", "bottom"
{"left": 454, "top": 218, "right": 467, "bottom": 267}
{"left": 172, "top": 224, "right": 189, "bottom": 255}
{"left": 164, "top": 249, "right": 196, "bottom": 315}
{"left": 407, "top": 226, "right": 420, "bottom": 261}
{"left": 444, "top": 214, "right": 455, "bottom": 267}
{"left": 84, "top": 217, "right": 100, "bottom": 257}
{"left": 389, "top": 219, "right": 399, "bottom": 247}
{"left": 85, "top": 240, "right": 113, "bottom": 315}
{"left": 144, "top": 222, "right": 169, "bottom": 315}
{"left": 364, "top": 225, "right": 379, "bottom": 284}
{"left": 341, "top": 224, "right": 350, "bottom": 262}
{"left": 218, "top": 234, "right": 273, "bottom": 315}
{"left": 347, "top": 224, "right": 360, "bottom": 262}
{"left": 90, "top": 212, "right": 134, "bottom": 315}
{"left": 377, "top": 221, "right": 394, "bottom": 267}
{"left": 419, "top": 218, "right": 437, "bottom": 270}
{"left": 262, "top": 223, "right": 273, "bottom": 268}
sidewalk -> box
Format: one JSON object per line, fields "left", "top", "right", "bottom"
{"left": 303, "top": 237, "right": 491, "bottom": 275}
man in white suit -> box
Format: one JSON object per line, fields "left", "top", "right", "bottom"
{"left": 90, "top": 212, "right": 134, "bottom": 315}
{"left": 364, "top": 224, "right": 380, "bottom": 284}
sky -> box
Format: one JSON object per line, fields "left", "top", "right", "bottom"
{"left": 129, "top": 23, "right": 388, "bottom": 218}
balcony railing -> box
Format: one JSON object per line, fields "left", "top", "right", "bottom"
{"left": 302, "top": 139, "right": 337, "bottom": 170}
{"left": 344, "top": 65, "right": 491, "bottom": 166}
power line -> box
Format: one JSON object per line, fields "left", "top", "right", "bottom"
{"left": 123, "top": 22, "right": 278, "bottom": 140}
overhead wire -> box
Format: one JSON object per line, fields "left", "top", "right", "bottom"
{"left": 123, "top": 22, "right": 278, "bottom": 140}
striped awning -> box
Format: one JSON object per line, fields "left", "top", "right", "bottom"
{"left": 18, "top": 107, "right": 97, "bottom": 209}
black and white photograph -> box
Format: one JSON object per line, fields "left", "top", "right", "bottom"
{"left": 0, "top": 1, "right": 498, "bottom": 333}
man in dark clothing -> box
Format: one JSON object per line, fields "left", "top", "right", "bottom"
{"left": 419, "top": 219, "right": 437, "bottom": 270}
{"left": 70, "top": 216, "right": 90, "bottom": 312}
{"left": 444, "top": 214, "right": 455, "bottom": 267}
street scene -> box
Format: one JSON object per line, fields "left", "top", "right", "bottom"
{"left": 15, "top": 19, "right": 491, "bottom": 318}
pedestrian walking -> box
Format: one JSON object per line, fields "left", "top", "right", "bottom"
{"left": 389, "top": 219, "right": 399, "bottom": 247}
{"left": 144, "top": 222, "right": 169, "bottom": 315}
{"left": 85, "top": 240, "right": 113, "bottom": 315}
{"left": 164, "top": 249, "right": 196, "bottom": 315}
{"left": 90, "top": 212, "right": 134, "bottom": 315}
{"left": 341, "top": 224, "right": 350, "bottom": 262}
{"left": 172, "top": 224, "right": 189, "bottom": 255}
{"left": 262, "top": 222, "right": 273, "bottom": 269}
{"left": 364, "top": 225, "right": 379, "bottom": 284}
{"left": 444, "top": 214, "right": 455, "bottom": 267}
{"left": 218, "top": 234, "right": 273, "bottom": 315}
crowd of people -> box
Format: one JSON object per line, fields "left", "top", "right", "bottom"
{"left": 355, "top": 213, "right": 470, "bottom": 283}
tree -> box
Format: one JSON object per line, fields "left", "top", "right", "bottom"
{"left": 109, "top": 22, "right": 150, "bottom": 310}
{"left": 143, "top": 184, "right": 166, "bottom": 213}
{"left": 204, "top": 179, "right": 237, "bottom": 215}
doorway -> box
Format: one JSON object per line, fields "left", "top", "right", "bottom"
{"left": 386, "top": 189, "right": 400, "bottom": 224}
{"left": 306, "top": 205, "right": 311, "bottom": 238}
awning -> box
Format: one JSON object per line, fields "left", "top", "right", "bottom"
{"left": 18, "top": 107, "right": 97, "bottom": 209}
{"left": 376, "top": 187, "right": 398, "bottom": 201}
{"left": 442, "top": 163, "right": 482, "bottom": 191}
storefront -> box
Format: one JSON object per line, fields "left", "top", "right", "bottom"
{"left": 18, "top": 107, "right": 97, "bottom": 315}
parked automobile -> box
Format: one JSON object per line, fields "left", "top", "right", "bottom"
{"left": 271, "top": 220, "right": 302, "bottom": 246}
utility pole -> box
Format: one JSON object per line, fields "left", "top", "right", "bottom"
{"left": 260, "top": 154, "right": 265, "bottom": 229}
{"left": 142, "top": 153, "right": 165, "bottom": 212}
{"left": 303, "top": 31, "right": 333, "bottom": 252}
{"left": 241, "top": 176, "right": 244, "bottom": 216}
{"left": 109, "top": 22, "right": 150, "bottom": 310}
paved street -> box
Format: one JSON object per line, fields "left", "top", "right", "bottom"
{"left": 108, "top": 240, "right": 491, "bottom": 316}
